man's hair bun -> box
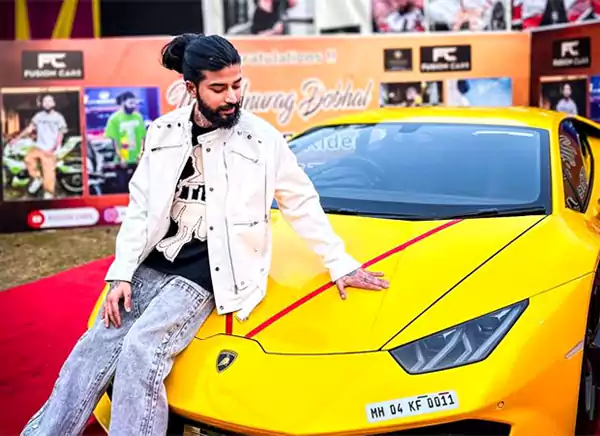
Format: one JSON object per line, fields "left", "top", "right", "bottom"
{"left": 160, "top": 33, "right": 241, "bottom": 84}
{"left": 160, "top": 33, "right": 199, "bottom": 74}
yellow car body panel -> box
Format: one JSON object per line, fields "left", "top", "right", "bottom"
{"left": 89, "top": 107, "right": 600, "bottom": 435}
{"left": 224, "top": 215, "right": 542, "bottom": 354}
{"left": 93, "top": 275, "right": 591, "bottom": 436}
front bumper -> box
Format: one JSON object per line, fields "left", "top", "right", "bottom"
{"left": 168, "top": 416, "right": 511, "bottom": 435}
{"left": 94, "top": 276, "right": 592, "bottom": 435}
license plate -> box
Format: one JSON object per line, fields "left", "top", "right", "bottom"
{"left": 365, "top": 390, "right": 459, "bottom": 423}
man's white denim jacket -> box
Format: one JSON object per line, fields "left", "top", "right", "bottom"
{"left": 105, "top": 104, "right": 361, "bottom": 321}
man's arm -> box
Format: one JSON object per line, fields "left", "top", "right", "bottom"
{"left": 104, "top": 123, "right": 155, "bottom": 283}
{"left": 104, "top": 114, "right": 125, "bottom": 159}
{"left": 272, "top": 133, "right": 362, "bottom": 282}
{"left": 9, "top": 114, "right": 38, "bottom": 144}
{"left": 272, "top": 133, "right": 389, "bottom": 296}
{"left": 53, "top": 113, "right": 68, "bottom": 152}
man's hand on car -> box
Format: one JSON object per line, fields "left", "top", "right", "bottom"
{"left": 335, "top": 268, "right": 389, "bottom": 300}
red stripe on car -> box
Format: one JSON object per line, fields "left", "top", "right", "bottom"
{"left": 243, "top": 219, "right": 463, "bottom": 339}
{"left": 225, "top": 313, "right": 233, "bottom": 335}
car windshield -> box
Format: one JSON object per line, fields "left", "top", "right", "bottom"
{"left": 285, "top": 122, "right": 552, "bottom": 220}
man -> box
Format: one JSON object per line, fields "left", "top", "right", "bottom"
{"left": 555, "top": 83, "right": 578, "bottom": 115}
{"left": 104, "top": 90, "right": 147, "bottom": 166}
{"left": 21, "top": 33, "right": 388, "bottom": 436}
{"left": 8, "top": 94, "right": 67, "bottom": 199}
{"left": 403, "top": 86, "right": 422, "bottom": 107}
{"left": 103, "top": 90, "right": 148, "bottom": 190}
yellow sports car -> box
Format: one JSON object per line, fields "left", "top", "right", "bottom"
{"left": 90, "top": 107, "right": 600, "bottom": 435}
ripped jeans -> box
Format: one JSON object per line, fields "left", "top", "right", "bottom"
{"left": 21, "top": 264, "right": 215, "bottom": 436}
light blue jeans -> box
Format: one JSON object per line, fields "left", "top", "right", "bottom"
{"left": 21, "top": 264, "right": 215, "bottom": 436}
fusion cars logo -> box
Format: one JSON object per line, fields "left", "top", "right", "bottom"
{"left": 420, "top": 45, "right": 472, "bottom": 73}
{"left": 22, "top": 51, "right": 84, "bottom": 80}
{"left": 552, "top": 38, "right": 591, "bottom": 68}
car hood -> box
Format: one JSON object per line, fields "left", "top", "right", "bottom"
{"left": 195, "top": 212, "right": 546, "bottom": 354}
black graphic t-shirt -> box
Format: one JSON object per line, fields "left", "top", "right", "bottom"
{"left": 142, "top": 121, "right": 216, "bottom": 293}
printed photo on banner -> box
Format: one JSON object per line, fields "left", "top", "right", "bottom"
{"left": 221, "top": 0, "right": 315, "bottom": 35}
{"left": 590, "top": 76, "right": 600, "bottom": 123}
{"left": 428, "top": 0, "right": 509, "bottom": 30}
{"left": 511, "top": 0, "right": 598, "bottom": 29}
{"left": 539, "top": 76, "right": 587, "bottom": 117}
{"left": 0, "top": 87, "right": 83, "bottom": 202}
{"left": 446, "top": 77, "right": 512, "bottom": 107}
{"left": 372, "top": 0, "right": 425, "bottom": 32}
{"left": 379, "top": 81, "right": 444, "bottom": 107}
{"left": 83, "top": 86, "right": 161, "bottom": 196}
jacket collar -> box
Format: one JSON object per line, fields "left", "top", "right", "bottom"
{"left": 155, "top": 104, "right": 262, "bottom": 161}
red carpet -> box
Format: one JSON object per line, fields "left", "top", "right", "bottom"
{"left": 0, "top": 257, "right": 113, "bottom": 436}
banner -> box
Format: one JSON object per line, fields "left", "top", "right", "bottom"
{"left": 0, "top": 32, "right": 530, "bottom": 233}
{"left": 530, "top": 21, "right": 599, "bottom": 120}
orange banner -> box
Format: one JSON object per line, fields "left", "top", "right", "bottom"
{"left": 0, "top": 33, "right": 531, "bottom": 135}
{"left": 0, "top": 33, "right": 531, "bottom": 232}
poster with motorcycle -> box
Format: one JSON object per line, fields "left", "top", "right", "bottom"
{"left": 1, "top": 87, "right": 83, "bottom": 202}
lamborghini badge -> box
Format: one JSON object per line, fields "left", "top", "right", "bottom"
{"left": 216, "top": 350, "right": 237, "bottom": 373}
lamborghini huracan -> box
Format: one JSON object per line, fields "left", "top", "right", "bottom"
{"left": 90, "top": 107, "right": 600, "bottom": 435}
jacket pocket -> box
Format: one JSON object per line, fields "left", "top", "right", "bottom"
{"left": 227, "top": 152, "right": 268, "bottom": 220}
{"left": 231, "top": 148, "right": 259, "bottom": 163}
{"left": 229, "top": 219, "right": 269, "bottom": 289}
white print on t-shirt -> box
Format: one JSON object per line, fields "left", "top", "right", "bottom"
{"left": 155, "top": 146, "right": 207, "bottom": 261}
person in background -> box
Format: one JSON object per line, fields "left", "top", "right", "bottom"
{"left": 104, "top": 90, "right": 148, "bottom": 189}
{"left": 250, "top": 0, "right": 298, "bottom": 34}
{"left": 8, "top": 94, "right": 67, "bottom": 199}
{"left": 555, "top": 83, "right": 579, "bottom": 115}
{"left": 105, "top": 91, "right": 147, "bottom": 165}
{"left": 404, "top": 86, "right": 423, "bottom": 107}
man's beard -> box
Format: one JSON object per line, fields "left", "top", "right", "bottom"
{"left": 195, "top": 90, "right": 242, "bottom": 130}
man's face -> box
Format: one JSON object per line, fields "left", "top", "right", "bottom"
{"left": 41, "top": 95, "right": 55, "bottom": 111}
{"left": 188, "top": 64, "right": 243, "bottom": 129}
{"left": 122, "top": 97, "right": 138, "bottom": 114}
{"left": 406, "top": 87, "right": 417, "bottom": 101}
{"left": 563, "top": 84, "right": 572, "bottom": 98}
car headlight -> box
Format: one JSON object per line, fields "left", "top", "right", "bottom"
{"left": 390, "top": 300, "right": 528, "bottom": 374}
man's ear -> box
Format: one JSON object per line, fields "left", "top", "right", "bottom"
{"left": 185, "top": 81, "right": 196, "bottom": 96}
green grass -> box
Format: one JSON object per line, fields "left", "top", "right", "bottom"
{"left": 0, "top": 226, "right": 119, "bottom": 291}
